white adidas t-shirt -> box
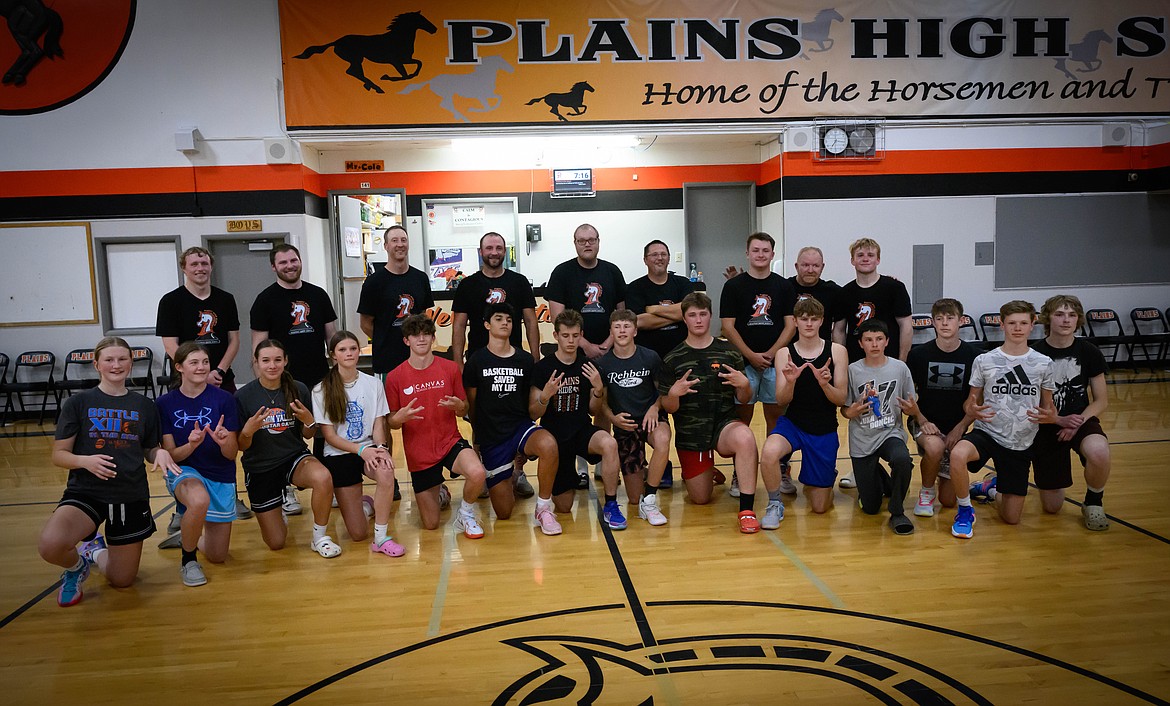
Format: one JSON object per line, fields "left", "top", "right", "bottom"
{"left": 968, "top": 348, "right": 1054, "bottom": 450}
{"left": 312, "top": 372, "right": 389, "bottom": 456}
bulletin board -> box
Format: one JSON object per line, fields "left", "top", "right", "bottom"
{"left": 0, "top": 222, "right": 98, "bottom": 327}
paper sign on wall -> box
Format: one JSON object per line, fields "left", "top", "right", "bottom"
{"left": 452, "top": 206, "right": 486, "bottom": 228}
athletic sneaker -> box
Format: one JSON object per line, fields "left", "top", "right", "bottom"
{"left": 79, "top": 534, "right": 106, "bottom": 564}
{"left": 602, "top": 500, "right": 628, "bottom": 530}
{"left": 970, "top": 472, "right": 997, "bottom": 503}
{"left": 157, "top": 532, "right": 183, "bottom": 549}
{"left": 166, "top": 512, "right": 182, "bottom": 535}
{"left": 331, "top": 492, "right": 339, "bottom": 508}
{"left": 712, "top": 468, "right": 726, "bottom": 485}
{"left": 235, "top": 498, "right": 254, "bottom": 520}
{"left": 1082, "top": 504, "right": 1109, "bottom": 531}
{"left": 284, "top": 487, "right": 303, "bottom": 514}
{"left": 180, "top": 561, "right": 208, "bottom": 587}
{"left": 361, "top": 494, "right": 375, "bottom": 520}
{"left": 914, "top": 488, "right": 936, "bottom": 517}
{"left": 638, "top": 494, "right": 668, "bottom": 526}
{"left": 659, "top": 461, "right": 674, "bottom": 489}
{"left": 760, "top": 501, "right": 785, "bottom": 530}
{"left": 453, "top": 511, "right": 485, "bottom": 539}
{"left": 951, "top": 505, "right": 976, "bottom": 539}
{"left": 514, "top": 473, "right": 535, "bottom": 498}
{"left": 593, "top": 463, "right": 604, "bottom": 481}
{"left": 839, "top": 474, "right": 856, "bottom": 489}
{"left": 778, "top": 466, "right": 797, "bottom": 495}
{"left": 729, "top": 472, "right": 741, "bottom": 498}
{"left": 535, "top": 506, "right": 562, "bottom": 536}
{"left": 438, "top": 484, "right": 451, "bottom": 510}
{"left": 576, "top": 457, "right": 590, "bottom": 489}
{"left": 57, "top": 559, "right": 90, "bottom": 607}
{"left": 393, "top": 478, "right": 402, "bottom": 501}
{"left": 738, "top": 509, "right": 760, "bottom": 534}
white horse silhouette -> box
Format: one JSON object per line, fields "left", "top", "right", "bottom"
{"left": 398, "top": 55, "right": 513, "bottom": 122}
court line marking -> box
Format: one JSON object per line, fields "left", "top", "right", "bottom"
{"left": 0, "top": 499, "right": 177, "bottom": 631}
{"left": 426, "top": 522, "right": 456, "bottom": 637}
{"left": 761, "top": 531, "right": 846, "bottom": 608}
{"left": 586, "top": 480, "right": 657, "bottom": 648}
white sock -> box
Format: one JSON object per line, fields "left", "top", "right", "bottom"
{"left": 91, "top": 547, "right": 108, "bottom": 569}
{"left": 460, "top": 499, "right": 476, "bottom": 516}
{"left": 1088, "top": 485, "right": 1105, "bottom": 493}
{"left": 536, "top": 496, "right": 552, "bottom": 513}
{"left": 312, "top": 523, "right": 327, "bottom": 542}
{"left": 958, "top": 496, "right": 973, "bottom": 508}
{"left": 374, "top": 523, "right": 388, "bottom": 544}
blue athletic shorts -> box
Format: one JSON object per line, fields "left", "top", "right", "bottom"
{"left": 768, "top": 416, "right": 839, "bottom": 488}
{"left": 480, "top": 422, "right": 541, "bottom": 489}
{"left": 166, "top": 466, "right": 237, "bottom": 523}
{"left": 741, "top": 365, "right": 778, "bottom": 405}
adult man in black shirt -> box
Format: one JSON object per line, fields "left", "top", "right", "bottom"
{"left": 156, "top": 246, "right": 241, "bottom": 392}
{"left": 357, "top": 225, "right": 434, "bottom": 375}
{"left": 250, "top": 244, "right": 338, "bottom": 389}
{"left": 546, "top": 223, "right": 626, "bottom": 360}
{"left": 625, "top": 239, "right": 694, "bottom": 360}
{"left": 451, "top": 232, "right": 539, "bottom": 369}
{"left": 788, "top": 246, "right": 840, "bottom": 342}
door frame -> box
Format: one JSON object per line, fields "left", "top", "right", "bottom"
{"left": 327, "top": 188, "right": 408, "bottom": 332}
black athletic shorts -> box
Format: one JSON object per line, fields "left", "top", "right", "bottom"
{"left": 322, "top": 453, "right": 365, "bottom": 489}
{"left": 411, "top": 439, "right": 472, "bottom": 493}
{"left": 1030, "top": 417, "right": 1106, "bottom": 490}
{"left": 58, "top": 490, "right": 156, "bottom": 546}
{"left": 245, "top": 453, "right": 313, "bottom": 513}
{"left": 552, "top": 425, "right": 604, "bottom": 496}
{"left": 961, "top": 429, "right": 1032, "bottom": 497}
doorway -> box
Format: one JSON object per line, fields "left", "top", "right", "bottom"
{"left": 683, "top": 183, "right": 756, "bottom": 336}
{"left": 207, "top": 235, "right": 288, "bottom": 385}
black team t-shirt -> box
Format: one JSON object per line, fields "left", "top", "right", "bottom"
{"left": 719, "top": 272, "right": 797, "bottom": 353}
{"left": 833, "top": 275, "right": 912, "bottom": 362}
{"left": 531, "top": 352, "right": 592, "bottom": 438}
{"left": 906, "top": 339, "right": 982, "bottom": 434}
{"left": 155, "top": 285, "right": 240, "bottom": 378}
{"left": 249, "top": 281, "right": 337, "bottom": 388}
{"left": 788, "top": 277, "right": 841, "bottom": 341}
{"left": 356, "top": 266, "right": 434, "bottom": 374}
{"left": 545, "top": 259, "right": 627, "bottom": 346}
{"left": 452, "top": 270, "right": 537, "bottom": 356}
{"left": 462, "top": 346, "right": 535, "bottom": 446}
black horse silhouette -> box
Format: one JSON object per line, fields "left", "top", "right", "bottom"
{"left": 526, "top": 81, "right": 594, "bottom": 121}
{"left": 0, "top": 0, "right": 63, "bottom": 85}
{"left": 293, "top": 11, "right": 436, "bottom": 94}
{"left": 1054, "top": 30, "right": 1112, "bottom": 81}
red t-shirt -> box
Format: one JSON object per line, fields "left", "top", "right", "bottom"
{"left": 384, "top": 356, "right": 466, "bottom": 472}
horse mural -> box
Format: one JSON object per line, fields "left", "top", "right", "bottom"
{"left": 526, "top": 81, "right": 594, "bottom": 121}
{"left": 293, "top": 11, "right": 437, "bottom": 94}
{"left": 801, "top": 8, "right": 844, "bottom": 59}
{"left": 1054, "top": 30, "right": 1112, "bottom": 81}
{"left": 0, "top": 0, "right": 63, "bottom": 85}
{"left": 398, "top": 55, "right": 513, "bottom": 122}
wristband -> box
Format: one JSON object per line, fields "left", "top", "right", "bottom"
{"left": 214, "top": 367, "right": 227, "bottom": 377}
{"left": 358, "top": 443, "right": 370, "bottom": 455}
{"left": 304, "top": 420, "right": 317, "bottom": 429}
{"left": 372, "top": 443, "right": 389, "bottom": 450}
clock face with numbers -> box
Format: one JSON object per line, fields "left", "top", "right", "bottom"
{"left": 823, "top": 127, "right": 848, "bottom": 154}
{"left": 849, "top": 127, "right": 875, "bottom": 153}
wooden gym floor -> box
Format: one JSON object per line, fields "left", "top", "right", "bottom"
{"left": 1, "top": 369, "right": 1168, "bottom": 705}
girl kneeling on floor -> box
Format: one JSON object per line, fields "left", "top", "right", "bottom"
{"left": 312, "top": 331, "right": 404, "bottom": 557}
{"left": 155, "top": 342, "right": 241, "bottom": 587}
{"left": 38, "top": 336, "right": 181, "bottom": 607}
{"left": 236, "top": 339, "right": 340, "bottom": 558}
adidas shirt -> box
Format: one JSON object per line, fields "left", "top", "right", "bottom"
{"left": 968, "top": 348, "right": 1054, "bottom": 450}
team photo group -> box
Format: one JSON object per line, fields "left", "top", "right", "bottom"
{"left": 38, "top": 222, "right": 1111, "bottom": 607}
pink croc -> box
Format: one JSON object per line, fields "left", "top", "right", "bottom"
{"left": 370, "top": 536, "right": 405, "bottom": 557}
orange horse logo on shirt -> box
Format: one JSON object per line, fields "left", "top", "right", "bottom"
{"left": 396, "top": 294, "right": 415, "bottom": 319}
{"left": 486, "top": 288, "right": 506, "bottom": 304}
{"left": 291, "top": 301, "right": 310, "bottom": 326}
{"left": 196, "top": 310, "right": 218, "bottom": 337}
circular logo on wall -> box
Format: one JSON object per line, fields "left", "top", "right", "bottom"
{"left": 0, "top": 0, "right": 135, "bottom": 115}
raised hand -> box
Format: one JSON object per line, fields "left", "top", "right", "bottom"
{"left": 187, "top": 422, "right": 208, "bottom": 447}
{"left": 289, "top": 399, "right": 314, "bottom": 427}
{"left": 438, "top": 395, "right": 464, "bottom": 411}
{"left": 243, "top": 406, "right": 269, "bottom": 436}
{"left": 395, "top": 397, "right": 425, "bottom": 424}
{"left": 81, "top": 454, "right": 117, "bottom": 480}
{"left": 814, "top": 358, "right": 833, "bottom": 385}
{"left": 541, "top": 370, "right": 566, "bottom": 401}
{"left": 897, "top": 394, "right": 920, "bottom": 417}
{"left": 781, "top": 360, "right": 806, "bottom": 384}
{"left": 969, "top": 401, "right": 995, "bottom": 421}
{"left": 581, "top": 362, "right": 602, "bottom": 388}
{"left": 718, "top": 364, "right": 749, "bottom": 390}
{"left": 668, "top": 369, "right": 699, "bottom": 398}
{"left": 209, "top": 414, "right": 232, "bottom": 446}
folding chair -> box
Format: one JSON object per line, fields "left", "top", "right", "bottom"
{"left": 1084, "top": 309, "right": 1131, "bottom": 365}
{"left": 57, "top": 348, "right": 100, "bottom": 399}
{"left": 128, "top": 346, "right": 157, "bottom": 399}
{"left": 910, "top": 314, "right": 935, "bottom": 348}
{"left": 0, "top": 350, "right": 57, "bottom": 425}
{"left": 156, "top": 354, "right": 175, "bottom": 394}
{"left": 978, "top": 313, "right": 1003, "bottom": 344}
{"left": 957, "top": 314, "right": 980, "bottom": 342}
{"left": 1129, "top": 307, "right": 1170, "bottom": 368}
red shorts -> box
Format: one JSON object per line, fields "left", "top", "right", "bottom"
{"left": 677, "top": 449, "right": 716, "bottom": 480}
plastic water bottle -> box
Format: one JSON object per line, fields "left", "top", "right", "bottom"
{"left": 697, "top": 271, "right": 704, "bottom": 283}
{"left": 689, "top": 263, "right": 698, "bottom": 281}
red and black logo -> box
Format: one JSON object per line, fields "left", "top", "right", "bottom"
{"left": 0, "top": 0, "right": 135, "bottom": 115}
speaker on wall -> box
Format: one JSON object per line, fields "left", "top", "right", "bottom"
{"left": 784, "top": 127, "right": 815, "bottom": 153}
{"left": 1102, "top": 124, "right": 1130, "bottom": 147}
{"left": 263, "top": 138, "right": 298, "bottom": 164}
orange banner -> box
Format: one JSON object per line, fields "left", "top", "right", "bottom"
{"left": 278, "top": 1, "right": 1170, "bottom": 130}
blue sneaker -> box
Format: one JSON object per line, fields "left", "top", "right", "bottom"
{"left": 602, "top": 500, "right": 627, "bottom": 530}
{"left": 659, "top": 461, "right": 673, "bottom": 489}
{"left": 970, "top": 472, "right": 997, "bottom": 503}
{"left": 58, "top": 558, "right": 91, "bottom": 607}
{"left": 951, "top": 505, "right": 976, "bottom": 539}
{"left": 79, "top": 534, "right": 106, "bottom": 563}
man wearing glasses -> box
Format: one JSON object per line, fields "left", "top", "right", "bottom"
{"left": 546, "top": 223, "right": 627, "bottom": 360}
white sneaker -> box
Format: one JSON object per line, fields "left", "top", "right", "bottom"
{"left": 779, "top": 467, "right": 797, "bottom": 495}
{"left": 453, "top": 511, "right": 484, "bottom": 539}
{"left": 180, "top": 561, "right": 207, "bottom": 587}
{"left": 283, "top": 487, "right": 302, "bottom": 515}
{"left": 535, "top": 506, "right": 562, "bottom": 536}
{"left": 438, "top": 484, "right": 451, "bottom": 510}
{"left": 638, "top": 494, "right": 668, "bottom": 526}
{"left": 235, "top": 498, "right": 254, "bottom": 519}
{"left": 914, "top": 488, "right": 936, "bottom": 517}
{"left": 729, "top": 472, "right": 741, "bottom": 498}
{"left": 761, "top": 500, "right": 785, "bottom": 530}
{"left": 839, "top": 474, "right": 856, "bottom": 489}
{"left": 166, "top": 512, "right": 182, "bottom": 534}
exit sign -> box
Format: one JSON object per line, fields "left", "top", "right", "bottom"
{"left": 227, "top": 219, "right": 263, "bottom": 232}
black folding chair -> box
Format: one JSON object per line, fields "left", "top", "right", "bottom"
{"left": 128, "top": 346, "right": 157, "bottom": 399}
{"left": 57, "top": 348, "right": 100, "bottom": 399}
{"left": 910, "top": 314, "right": 935, "bottom": 348}
{"left": 1084, "top": 309, "right": 1132, "bottom": 364}
{"left": 1130, "top": 307, "right": 1170, "bottom": 368}
{"left": 0, "top": 350, "right": 57, "bottom": 425}
{"left": 978, "top": 313, "right": 1003, "bottom": 344}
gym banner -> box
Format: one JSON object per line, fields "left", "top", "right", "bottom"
{"left": 278, "top": 1, "right": 1170, "bottom": 130}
